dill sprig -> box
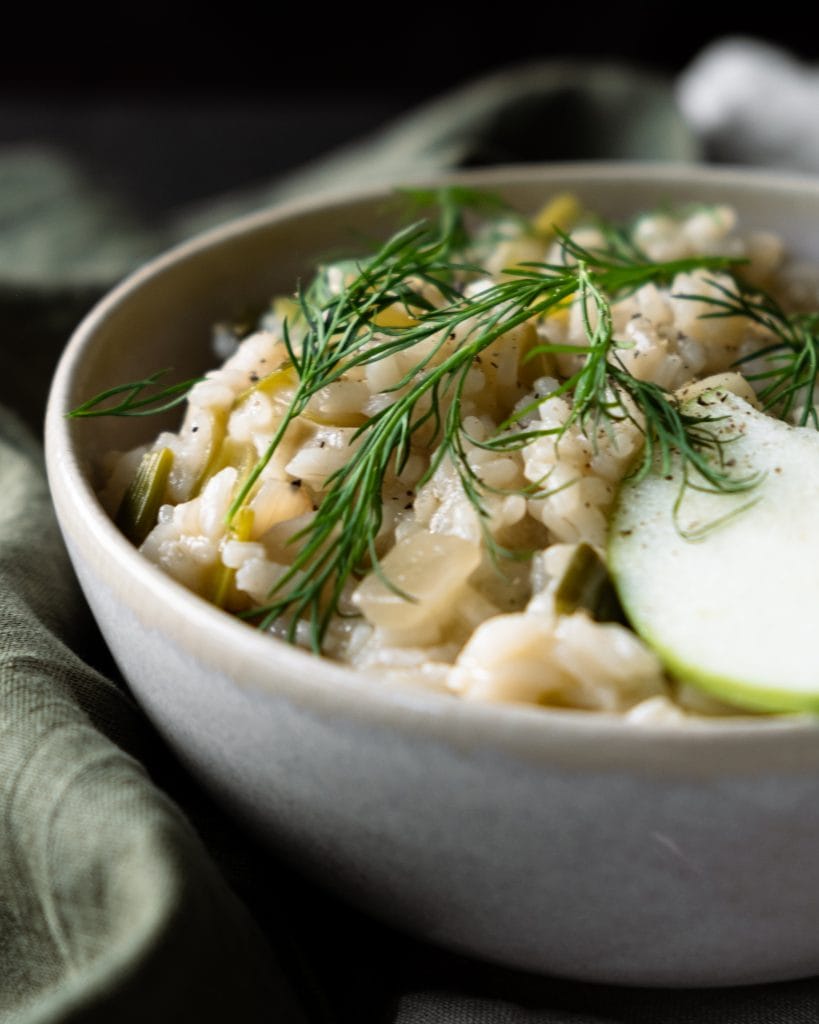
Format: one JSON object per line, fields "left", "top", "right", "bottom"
{"left": 68, "top": 369, "right": 200, "bottom": 418}
{"left": 473, "top": 259, "right": 759, "bottom": 512}
{"left": 225, "top": 189, "right": 492, "bottom": 523}
{"left": 676, "top": 277, "right": 819, "bottom": 427}
{"left": 72, "top": 191, "right": 773, "bottom": 653}
{"left": 606, "top": 364, "right": 757, "bottom": 493}
{"left": 243, "top": 218, "right": 746, "bottom": 651}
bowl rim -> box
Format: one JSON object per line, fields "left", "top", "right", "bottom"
{"left": 46, "top": 160, "right": 819, "bottom": 774}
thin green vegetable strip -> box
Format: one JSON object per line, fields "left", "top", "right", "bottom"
{"left": 553, "top": 543, "right": 625, "bottom": 622}
{"left": 116, "top": 447, "right": 174, "bottom": 545}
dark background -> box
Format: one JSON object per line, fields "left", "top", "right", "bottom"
{"left": 4, "top": 14, "right": 819, "bottom": 1021}
{"left": 2, "top": 11, "right": 815, "bottom": 216}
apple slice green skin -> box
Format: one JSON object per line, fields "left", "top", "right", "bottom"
{"left": 608, "top": 388, "right": 819, "bottom": 714}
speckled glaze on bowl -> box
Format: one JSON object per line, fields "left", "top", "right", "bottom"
{"left": 46, "top": 164, "right": 819, "bottom": 987}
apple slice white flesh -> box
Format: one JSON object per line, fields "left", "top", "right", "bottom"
{"left": 609, "top": 387, "right": 819, "bottom": 713}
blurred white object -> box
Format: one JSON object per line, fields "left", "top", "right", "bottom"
{"left": 678, "top": 38, "right": 819, "bottom": 172}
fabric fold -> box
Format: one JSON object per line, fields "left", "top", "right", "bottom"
{"left": 0, "top": 409, "right": 307, "bottom": 1023}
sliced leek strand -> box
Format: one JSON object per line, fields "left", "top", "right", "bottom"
{"left": 116, "top": 447, "right": 173, "bottom": 545}
{"left": 193, "top": 366, "right": 298, "bottom": 497}
{"left": 211, "top": 506, "right": 255, "bottom": 608}
{"left": 204, "top": 437, "right": 258, "bottom": 487}
{"left": 209, "top": 444, "right": 263, "bottom": 608}
{"left": 272, "top": 296, "right": 300, "bottom": 325}
{"left": 532, "top": 192, "right": 581, "bottom": 241}
{"left": 234, "top": 364, "right": 297, "bottom": 406}
{"left": 553, "top": 542, "right": 625, "bottom": 622}
{"left": 372, "top": 303, "right": 419, "bottom": 329}
{"left": 191, "top": 409, "right": 228, "bottom": 497}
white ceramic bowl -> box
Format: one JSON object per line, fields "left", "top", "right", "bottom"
{"left": 46, "top": 164, "right": 819, "bottom": 988}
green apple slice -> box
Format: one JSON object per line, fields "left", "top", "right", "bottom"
{"left": 609, "top": 387, "right": 819, "bottom": 713}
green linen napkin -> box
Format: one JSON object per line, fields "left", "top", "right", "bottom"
{"left": 3, "top": 55, "right": 814, "bottom": 1023}
{"left": 0, "top": 407, "right": 312, "bottom": 1022}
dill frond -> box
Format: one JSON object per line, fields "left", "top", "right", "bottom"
{"left": 238, "top": 209, "right": 748, "bottom": 650}
{"left": 67, "top": 369, "right": 200, "bottom": 418}
{"left": 74, "top": 190, "right": 780, "bottom": 653}
{"left": 676, "top": 276, "right": 819, "bottom": 428}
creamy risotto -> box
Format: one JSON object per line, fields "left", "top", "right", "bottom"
{"left": 94, "top": 192, "right": 816, "bottom": 720}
